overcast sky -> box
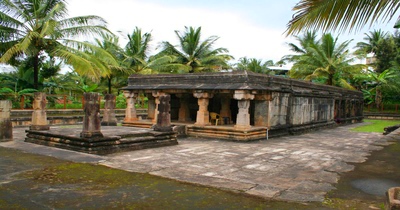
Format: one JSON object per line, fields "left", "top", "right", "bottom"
{"left": 66, "top": 0, "right": 398, "bottom": 65}
{"left": 1, "top": 0, "right": 398, "bottom": 73}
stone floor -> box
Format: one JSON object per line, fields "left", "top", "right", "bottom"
{"left": 2, "top": 124, "right": 394, "bottom": 203}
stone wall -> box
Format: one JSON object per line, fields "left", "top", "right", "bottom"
{"left": 269, "top": 92, "right": 290, "bottom": 127}
{"left": 290, "top": 97, "right": 334, "bottom": 125}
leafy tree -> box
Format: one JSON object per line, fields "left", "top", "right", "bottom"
{"left": 374, "top": 35, "right": 398, "bottom": 73}
{"left": 287, "top": 33, "right": 364, "bottom": 89}
{"left": 286, "top": 0, "right": 400, "bottom": 35}
{"left": 235, "top": 57, "right": 274, "bottom": 74}
{"left": 94, "top": 34, "right": 129, "bottom": 94}
{"left": 0, "top": 0, "right": 115, "bottom": 89}
{"left": 158, "top": 26, "right": 233, "bottom": 73}
{"left": 355, "top": 29, "right": 389, "bottom": 57}
{"left": 365, "top": 69, "right": 398, "bottom": 108}
{"left": 123, "top": 27, "right": 176, "bottom": 74}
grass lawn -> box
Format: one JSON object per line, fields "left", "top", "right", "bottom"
{"left": 352, "top": 119, "right": 400, "bottom": 133}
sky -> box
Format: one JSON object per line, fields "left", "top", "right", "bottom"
{"left": 1, "top": 0, "right": 398, "bottom": 73}
{"left": 65, "top": 0, "right": 398, "bottom": 66}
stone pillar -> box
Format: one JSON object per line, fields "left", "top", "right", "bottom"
{"left": 154, "top": 95, "right": 172, "bottom": 132}
{"left": 147, "top": 94, "right": 156, "bottom": 120}
{"left": 30, "top": 92, "right": 49, "bottom": 130}
{"left": 0, "top": 100, "right": 12, "bottom": 142}
{"left": 219, "top": 95, "right": 231, "bottom": 125}
{"left": 194, "top": 92, "right": 213, "bottom": 126}
{"left": 101, "top": 94, "right": 118, "bottom": 126}
{"left": 81, "top": 93, "right": 103, "bottom": 138}
{"left": 152, "top": 91, "right": 167, "bottom": 124}
{"left": 123, "top": 91, "right": 138, "bottom": 122}
{"left": 176, "top": 94, "right": 191, "bottom": 122}
{"left": 234, "top": 90, "right": 254, "bottom": 130}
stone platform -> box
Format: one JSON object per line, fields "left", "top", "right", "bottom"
{"left": 123, "top": 120, "right": 337, "bottom": 141}
{"left": 25, "top": 126, "right": 178, "bottom": 155}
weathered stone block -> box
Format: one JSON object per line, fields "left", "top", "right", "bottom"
{"left": 0, "top": 100, "right": 12, "bottom": 142}
{"left": 81, "top": 93, "right": 103, "bottom": 138}
{"left": 387, "top": 187, "right": 400, "bottom": 210}
{"left": 101, "top": 94, "right": 118, "bottom": 126}
{"left": 30, "top": 92, "right": 49, "bottom": 130}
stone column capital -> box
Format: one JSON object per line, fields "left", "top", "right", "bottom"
{"left": 233, "top": 90, "right": 255, "bottom": 100}
{"left": 255, "top": 93, "right": 274, "bottom": 101}
{"left": 152, "top": 91, "right": 168, "bottom": 98}
{"left": 123, "top": 90, "right": 137, "bottom": 98}
{"left": 193, "top": 91, "right": 213, "bottom": 99}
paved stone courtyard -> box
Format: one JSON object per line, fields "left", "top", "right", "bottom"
{"left": 103, "top": 124, "right": 389, "bottom": 202}
{"left": 2, "top": 124, "right": 394, "bottom": 203}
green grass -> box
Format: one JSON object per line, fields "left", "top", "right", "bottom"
{"left": 352, "top": 119, "right": 400, "bottom": 133}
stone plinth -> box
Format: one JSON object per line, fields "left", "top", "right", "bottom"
{"left": 30, "top": 92, "right": 50, "bottom": 130}
{"left": 387, "top": 187, "right": 400, "bottom": 210}
{"left": 25, "top": 126, "right": 178, "bottom": 155}
{"left": 154, "top": 95, "right": 172, "bottom": 132}
{"left": 101, "top": 94, "right": 118, "bottom": 126}
{"left": 0, "top": 100, "right": 13, "bottom": 142}
{"left": 81, "top": 93, "right": 103, "bottom": 138}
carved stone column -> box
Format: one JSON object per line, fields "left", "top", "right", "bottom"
{"left": 101, "top": 94, "right": 118, "bottom": 126}
{"left": 30, "top": 92, "right": 50, "bottom": 130}
{"left": 219, "top": 95, "right": 231, "bottom": 125}
{"left": 0, "top": 100, "right": 12, "bottom": 142}
{"left": 123, "top": 91, "right": 138, "bottom": 122}
{"left": 176, "top": 94, "right": 191, "bottom": 122}
{"left": 194, "top": 92, "right": 213, "bottom": 126}
{"left": 147, "top": 94, "right": 156, "bottom": 120}
{"left": 152, "top": 91, "right": 168, "bottom": 124}
{"left": 154, "top": 94, "right": 172, "bottom": 132}
{"left": 234, "top": 90, "right": 254, "bottom": 130}
{"left": 81, "top": 93, "right": 103, "bottom": 138}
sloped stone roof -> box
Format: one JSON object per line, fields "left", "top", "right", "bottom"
{"left": 122, "top": 71, "right": 362, "bottom": 99}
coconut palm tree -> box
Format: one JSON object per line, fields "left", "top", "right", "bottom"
{"left": 124, "top": 27, "right": 152, "bottom": 72}
{"left": 355, "top": 29, "right": 389, "bottom": 57}
{"left": 123, "top": 27, "right": 177, "bottom": 74}
{"left": 288, "top": 33, "right": 365, "bottom": 89}
{"left": 367, "top": 69, "right": 398, "bottom": 109}
{"left": 93, "top": 34, "right": 129, "bottom": 94}
{"left": 158, "top": 26, "right": 233, "bottom": 73}
{"left": 286, "top": 0, "right": 400, "bottom": 35}
{"left": 0, "top": 0, "right": 115, "bottom": 89}
{"left": 235, "top": 57, "right": 274, "bottom": 74}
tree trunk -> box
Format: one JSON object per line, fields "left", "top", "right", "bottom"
{"left": 327, "top": 73, "right": 333, "bottom": 86}
{"left": 375, "top": 87, "right": 382, "bottom": 109}
{"left": 108, "top": 76, "right": 112, "bottom": 94}
{"left": 33, "top": 54, "right": 39, "bottom": 89}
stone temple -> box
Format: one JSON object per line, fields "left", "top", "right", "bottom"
{"left": 121, "top": 70, "right": 363, "bottom": 141}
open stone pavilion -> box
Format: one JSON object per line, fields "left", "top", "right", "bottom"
{"left": 122, "top": 70, "right": 364, "bottom": 140}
